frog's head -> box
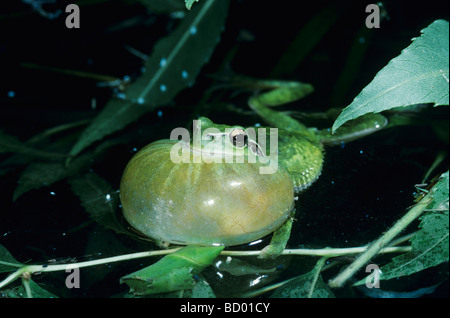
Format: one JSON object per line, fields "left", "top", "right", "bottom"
{"left": 192, "top": 117, "right": 265, "bottom": 158}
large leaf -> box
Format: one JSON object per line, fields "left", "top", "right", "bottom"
{"left": 332, "top": 19, "right": 449, "bottom": 132}
{"left": 67, "top": 0, "right": 229, "bottom": 161}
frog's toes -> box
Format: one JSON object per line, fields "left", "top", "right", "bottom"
{"left": 258, "top": 244, "right": 284, "bottom": 259}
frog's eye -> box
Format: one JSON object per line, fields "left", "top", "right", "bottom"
{"left": 230, "top": 129, "right": 248, "bottom": 148}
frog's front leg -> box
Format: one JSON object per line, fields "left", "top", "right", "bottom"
{"left": 248, "top": 80, "right": 314, "bottom": 133}
{"left": 258, "top": 215, "right": 293, "bottom": 259}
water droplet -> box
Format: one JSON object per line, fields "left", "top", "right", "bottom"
{"left": 7, "top": 91, "right": 15, "bottom": 98}
{"left": 157, "top": 110, "right": 163, "bottom": 117}
{"left": 190, "top": 26, "right": 197, "bottom": 35}
{"left": 159, "top": 58, "right": 167, "bottom": 67}
{"left": 50, "top": 191, "right": 56, "bottom": 196}
{"left": 181, "top": 70, "right": 189, "bottom": 79}
{"left": 160, "top": 84, "right": 167, "bottom": 92}
{"left": 137, "top": 97, "right": 145, "bottom": 104}
{"left": 116, "top": 92, "right": 126, "bottom": 100}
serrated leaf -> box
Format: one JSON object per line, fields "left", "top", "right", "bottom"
{"left": 120, "top": 245, "right": 224, "bottom": 296}
{"left": 68, "top": 0, "right": 229, "bottom": 161}
{"left": 333, "top": 19, "right": 449, "bottom": 132}
{"left": 354, "top": 171, "right": 449, "bottom": 285}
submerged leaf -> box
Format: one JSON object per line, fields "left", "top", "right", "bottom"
{"left": 8, "top": 279, "right": 59, "bottom": 298}
{"left": 68, "top": 0, "right": 229, "bottom": 161}
{"left": 0, "top": 131, "right": 65, "bottom": 160}
{"left": 333, "top": 19, "right": 449, "bottom": 132}
{"left": 0, "top": 244, "right": 23, "bottom": 273}
{"left": 68, "top": 173, "right": 128, "bottom": 236}
{"left": 120, "top": 245, "right": 224, "bottom": 296}
{"left": 271, "top": 273, "right": 334, "bottom": 298}
{"left": 271, "top": 257, "right": 333, "bottom": 298}
{"left": 13, "top": 153, "right": 91, "bottom": 201}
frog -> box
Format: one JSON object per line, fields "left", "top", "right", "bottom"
{"left": 119, "top": 79, "right": 388, "bottom": 259}
{"left": 213, "top": 78, "right": 388, "bottom": 258}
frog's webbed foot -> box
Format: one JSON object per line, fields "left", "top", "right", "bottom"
{"left": 258, "top": 216, "right": 293, "bottom": 259}
{"left": 319, "top": 113, "right": 388, "bottom": 146}
{"left": 155, "top": 240, "right": 171, "bottom": 249}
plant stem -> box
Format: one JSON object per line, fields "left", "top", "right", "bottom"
{"left": 0, "top": 243, "right": 411, "bottom": 290}
{"left": 308, "top": 257, "right": 328, "bottom": 298}
{"left": 220, "top": 245, "right": 410, "bottom": 257}
{"left": 328, "top": 196, "right": 432, "bottom": 288}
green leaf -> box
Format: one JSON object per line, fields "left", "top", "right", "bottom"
{"left": 377, "top": 172, "right": 448, "bottom": 280}
{"left": 0, "top": 244, "right": 23, "bottom": 273}
{"left": 68, "top": 173, "right": 129, "bottom": 236}
{"left": 67, "top": 0, "right": 229, "bottom": 161}
{"left": 185, "top": 0, "right": 199, "bottom": 10}
{"left": 271, "top": 257, "right": 334, "bottom": 298}
{"left": 332, "top": 19, "right": 449, "bottom": 132}
{"left": 354, "top": 171, "right": 449, "bottom": 285}
{"left": 271, "top": 273, "right": 334, "bottom": 298}
{"left": 120, "top": 245, "right": 224, "bottom": 296}
{"left": 13, "top": 153, "right": 91, "bottom": 201}
{"left": 1, "top": 278, "right": 58, "bottom": 298}
{"left": 0, "top": 131, "right": 64, "bottom": 160}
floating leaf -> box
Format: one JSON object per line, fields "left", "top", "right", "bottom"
{"left": 68, "top": 0, "right": 229, "bottom": 161}
{"left": 333, "top": 19, "right": 449, "bottom": 132}
{"left": 120, "top": 245, "right": 224, "bottom": 296}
